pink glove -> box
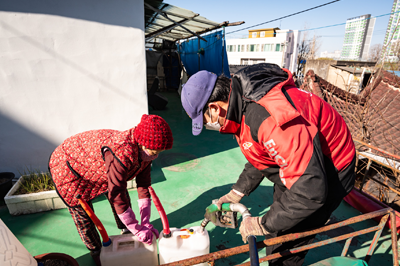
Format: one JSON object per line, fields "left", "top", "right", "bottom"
{"left": 138, "top": 198, "right": 159, "bottom": 239}
{"left": 117, "top": 207, "right": 154, "bottom": 245}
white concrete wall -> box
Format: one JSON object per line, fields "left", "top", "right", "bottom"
{"left": 226, "top": 30, "right": 299, "bottom": 72}
{"left": 0, "top": 0, "right": 147, "bottom": 174}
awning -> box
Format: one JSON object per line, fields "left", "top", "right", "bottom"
{"left": 144, "top": 1, "right": 244, "bottom": 43}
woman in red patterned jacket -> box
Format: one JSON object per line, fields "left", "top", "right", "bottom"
{"left": 48, "top": 114, "right": 173, "bottom": 266}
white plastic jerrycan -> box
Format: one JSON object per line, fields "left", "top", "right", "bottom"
{"left": 0, "top": 219, "right": 37, "bottom": 266}
{"left": 100, "top": 233, "right": 158, "bottom": 266}
{"left": 158, "top": 226, "right": 210, "bottom": 266}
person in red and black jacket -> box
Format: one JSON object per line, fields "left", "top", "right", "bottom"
{"left": 48, "top": 114, "right": 173, "bottom": 266}
{"left": 181, "top": 64, "right": 356, "bottom": 266}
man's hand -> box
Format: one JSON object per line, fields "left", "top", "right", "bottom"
{"left": 215, "top": 190, "right": 244, "bottom": 210}
{"left": 239, "top": 217, "right": 269, "bottom": 243}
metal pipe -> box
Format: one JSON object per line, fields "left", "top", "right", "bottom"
{"left": 248, "top": 225, "right": 387, "bottom": 266}
{"left": 160, "top": 208, "right": 396, "bottom": 266}
{"left": 145, "top": 15, "right": 199, "bottom": 42}
{"left": 364, "top": 214, "right": 390, "bottom": 263}
{"left": 259, "top": 208, "right": 392, "bottom": 247}
{"left": 354, "top": 139, "right": 400, "bottom": 161}
{"left": 341, "top": 237, "right": 353, "bottom": 257}
{"left": 144, "top": 3, "right": 207, "bottom": 42}
{"left": 222, "top": 26, "right": 225, "bottom": 75}
{"left": 389, "top": 210, "right": 399, "bottom": 265}
{"left": 230, "top": 203, "right": 251, "bottom": 220}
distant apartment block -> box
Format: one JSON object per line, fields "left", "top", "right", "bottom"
{"left": 340, "top": 14, "right": 375, "bottom": 60}
{"left": 226, "top": 28, "right": 300, "bottom": 73}
{"left": 320, "top": 50, "right": 342, "bottom": 59}
{"left": 383, "top": 0, "right": 400, "bottom": 61}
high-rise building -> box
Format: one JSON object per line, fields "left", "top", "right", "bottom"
{"left": 340, "top": 14, "right": 375, "bottom": 60}
{"left": 383, "top": 0, "right": 400, "bottom": 61}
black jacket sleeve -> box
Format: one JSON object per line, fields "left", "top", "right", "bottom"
{"left": 232, "top": 162, "right": 265, "bottom": 196}
{"left": 260, "top": 134, "right": 328, "bottom": 233}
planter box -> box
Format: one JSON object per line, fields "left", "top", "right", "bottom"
{"left": 4, "top": 176, "right": 67, "bottom": 215}
{"left": 5, "top": 176, "right": 137, "bottom": 216}
{"left": 127, "top": 179, "right": 137, "bottom": 190}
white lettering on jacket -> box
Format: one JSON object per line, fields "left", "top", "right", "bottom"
{"left": 263, "top": 139, "right": 288, "bottom": 177}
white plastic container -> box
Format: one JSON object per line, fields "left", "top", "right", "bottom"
{"left": 158, "top": 226, "right": 210, "bottom": 266}
{"left": 100, "top": 233, "right": 158, "bottom": 266}
{"left": 0, "top": 218, "right": 37, "bottom": 266}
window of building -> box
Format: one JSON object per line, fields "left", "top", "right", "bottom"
{"left": 275, "top": 43, "right": 281, "bottom": 52}
{"left": 241, "top": 58, "right": 265, "bottom": 65}
{"left": 253, "top": 59, "right": 265, "bottom": 64}
{"left": 260, "top": 32, "right": 265, "bottom": 38}
{"left": 288, "top": 37, "right": 291, "bottom": 42}
{"left": 255, "top": 44, "right": 260, "bottom": 52}
{"left": 250, "top": 44, "right": 255, "bottom": 52}
{"left": 246, "top": 45, "right": 250, "bottom": 52}
{"left": 241, "top": 45, "right": 245, "bottom": 52}
{"left": 252, "top": 32, "right": 257, "bottom": 38}
{"left": 238, "top": 45, "right": 241, "bottom": 52}
{"left": 264, "top": 44, "right": 272, "bottom": 51}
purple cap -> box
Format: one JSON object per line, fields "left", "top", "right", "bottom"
{"left": 181, "top": 71, "right": 217, "bottom": 136}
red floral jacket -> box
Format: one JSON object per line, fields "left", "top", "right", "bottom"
{"left": 49, "top": 128, "right": 150, "bottom": 207}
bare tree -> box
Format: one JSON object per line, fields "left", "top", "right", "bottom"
{"left": 296, "top": 38, "right": 311, "bottom": 74}
{"left": 309, "top": 34, "right": 322, "bottom": 60}
{"left": 368, "top": 44, "right": 382, "bottom": 62}
{"left": 296, "top": 28, "right": 321, "bottom": 75}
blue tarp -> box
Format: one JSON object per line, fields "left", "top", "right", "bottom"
{"left": 178, "top": 30, "right": 230, "bottom": 77}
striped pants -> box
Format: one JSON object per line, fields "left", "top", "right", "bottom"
{"left": 68, "top": 191, "right": 130, "bottom": 251}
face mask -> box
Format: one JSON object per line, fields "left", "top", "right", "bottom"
{"left": 205, "top": 107, "right": 221, "bottom": 131}
{"left": 140, "top": 149, "right": 159, "bottom": 161}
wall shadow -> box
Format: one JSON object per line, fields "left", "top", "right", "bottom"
{"left": 0, "top": 113, "right": 57, "bottom": 174}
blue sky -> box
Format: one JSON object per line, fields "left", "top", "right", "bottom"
{"left": 165, "top": 0, "right": 393, "bottom": 54}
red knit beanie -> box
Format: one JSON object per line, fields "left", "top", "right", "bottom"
{"left": 134, "top": 114, "right": 173, "bottom": 150}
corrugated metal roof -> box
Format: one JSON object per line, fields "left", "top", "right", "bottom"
{"left": 144, "top": 2, "right": 243, "bottom": 42}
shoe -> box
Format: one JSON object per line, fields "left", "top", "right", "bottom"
{"left": 121, "top": 228, "right": 131, "bottom": 235}
{"left": 90, "top": 249, "right": 102, "bottom": 266}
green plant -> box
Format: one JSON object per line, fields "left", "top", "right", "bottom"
{"left": 14, "top": 169, "right": 55, "bottom": 195}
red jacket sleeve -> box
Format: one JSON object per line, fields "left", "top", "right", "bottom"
{"left": 105, "top": 150, "right": 130, "bottom": 214}
{"left": 135, "top": 163, "right": 151, "bottom": 199}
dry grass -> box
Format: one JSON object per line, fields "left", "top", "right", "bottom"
{"left": 15, "top": 169, "right": 54, "bottom": 195}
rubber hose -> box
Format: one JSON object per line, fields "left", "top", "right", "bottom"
{"left": 149, "top": 186, "right": 171, "bottom": 237}
{"left": 76, "top": 195, "right": 111, "bottom": 246}
{"left": 248, "top": 235, "right": 260, "bottom": 266}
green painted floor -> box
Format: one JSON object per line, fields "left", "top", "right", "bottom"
{"left": 1, "top": 92, "right": 397, "bottom": 266}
